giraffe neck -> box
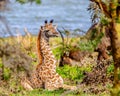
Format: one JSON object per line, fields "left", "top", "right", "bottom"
{"left": 37, "top": 30, "right": 43, "bottom": 65}
{"left": 40, "top": 33, "right": 56, "bottom": 67}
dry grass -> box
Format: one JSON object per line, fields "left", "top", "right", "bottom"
{"left": 0, "top": 33, "right": 113, "bottom": 96}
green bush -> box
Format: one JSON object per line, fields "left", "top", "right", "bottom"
{"left": 3, "top": 68, "right": 11, "bottom": 80}
{"left": 16, "top": 0, "right": 41, "bottom": 4}
{"left": 79, "top": 33, "right": 103, "bottom": 52}
{"left": 52, "top": 45, "right": 63, "bottom": 60}
{"left": 78, "top": 40, "right": 96, "bottom": 52}
{"left": 57, "top": 65, "right": 84, "bottom": 81}
{"left": 107, "top": 63, "right": 114, "bottom": 74}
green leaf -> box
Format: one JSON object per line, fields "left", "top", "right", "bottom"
{"left": 36, "top": 0, "right": 41, "bottom": 4}
{"left": 3, "top": 68, "right": 11, "bottom": 80}
{"left": 16, "top": 0, "right": 41, "bottom": 4}
{"left": 16, "top": 0, "right": 26, "bottom": 4}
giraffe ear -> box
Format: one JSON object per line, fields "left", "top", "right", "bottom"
{"left": 50, "top": 19, "right": 54, "bottom": 23}
{"left": 45, "top": 20, "right": 47, "bottom": 24}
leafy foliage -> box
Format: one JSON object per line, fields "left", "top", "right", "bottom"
{"left": 78, "top": 40, "right": 98, "bottom": 52}
{"left": 3, "top": 67, "right": 11, "bottom": 80}
{"left": 16, "top": 0, "right": 41, "bottom": 4}
{"left": 57, "top": 65, "right": 86, "bottom": 81}
{"left": 88, "top": 2, "right": 101, "bottom": 23}
{"left": 52, "top": 31, "right": 80, "bottom": 60}
{"left": 107, "top": 62, "right": 114, "bottom": 75}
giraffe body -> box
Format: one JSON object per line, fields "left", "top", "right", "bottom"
{"left": 36, "top": 37, "right": 64, "bottom": 90}
{"left": 21, "top": 20, "right": 77, "bottom": 91}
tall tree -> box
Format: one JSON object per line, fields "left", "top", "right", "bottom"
{"left": 89, "top": 0, "right": 120, "bottom": 95}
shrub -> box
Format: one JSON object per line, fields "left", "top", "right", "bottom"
{"left": 57, "top": 65, "right": 84, "bottom": 81}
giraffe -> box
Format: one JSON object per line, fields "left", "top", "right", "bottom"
{"left": 21, "top": 20, "right": 77, "bottom": 91}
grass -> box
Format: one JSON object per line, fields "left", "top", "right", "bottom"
{"left": 57, "top": 65, "right": 89, "bottom": 82}
{"left": 10, "top": 89, "right": 110, "bottom": 96}
{"left": 10, "top": 88, "right": 111, "bottom": 96}
{"left": 11, "top": 89, "right": 65, "bottom": 96}
{"left": 0, "top": 35, "right": 113, "bottom": 96}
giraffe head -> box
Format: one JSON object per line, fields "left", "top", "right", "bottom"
{"left": 41, "top": 20, "right": 59, "bottom": 38}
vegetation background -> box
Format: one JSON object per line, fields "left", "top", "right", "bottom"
{"left": 0, "top": 0, "right": 120, "bottom": 96}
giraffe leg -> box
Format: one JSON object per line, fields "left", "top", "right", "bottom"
{"left": 29, "top": 71, "right": 44, "bottom": 89}
{"left": 21, "top": 77, "right": 33, "bottom": 91}
{"left": 21, "top": 71, "right": 44, "bottom": 90}
{"left": 44, "top": 80, "right": 58, "bottom": 91}
{"left": 44, "top": 82, "right": 77, "bottom": 91}
{"left": 44, "top": 75, "right": 64, "bottom": 91}
{"left": 63, "top": 84, "right": 77, "bottom": 90}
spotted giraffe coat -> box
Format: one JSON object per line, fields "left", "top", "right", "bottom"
{"left": 21, "top": 20, "right": 77, "bottom": 91}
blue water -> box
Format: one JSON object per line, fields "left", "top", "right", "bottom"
{"left": 0, "top": 0, "right": 91, "bottom": 37}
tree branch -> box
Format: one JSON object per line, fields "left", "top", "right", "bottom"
{"left": 90, "top": 0, "right": 111, "bottom": 18}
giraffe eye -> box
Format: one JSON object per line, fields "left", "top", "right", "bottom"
{"left": 45, "top": 30, "right": 49, "bottom": 32}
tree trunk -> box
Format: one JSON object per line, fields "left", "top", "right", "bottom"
{"left": 109, "top": 0, "right": 120, "bottom": 95}
{"left": 89, "top": 0, "right": 120, "bottom": 95}
{"left": 110, "top": 20, "right": 120, "bottom": 96}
